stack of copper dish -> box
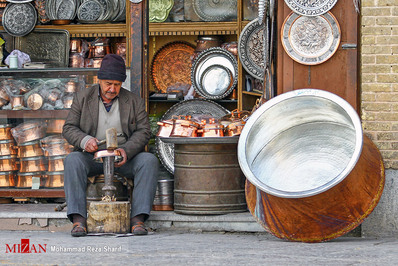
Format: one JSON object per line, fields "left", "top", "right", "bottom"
{"left": 40, "top": 135, "right": 71, "bottom": 188}
{"left": 0, "top": 124, "right": 17, "bottom": 187}
{"left": 9, "top": 121, "right": 48, "bottom": 188}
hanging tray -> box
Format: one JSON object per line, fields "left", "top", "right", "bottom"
{"left": 149, "top": 0, "right": 174, "bottom": 23}
{"left": 150, "top": 41, "right": 195, "bottom": 94}
{"left": 238, "top": 17, "right": 267, "bottom": 80}
{"left": 281, "top": 12, "right": 341, "bottom": 66}
{"left": 2, "top": 2, "right": 37, "bottom": 37}
{"left": 192, "top": 0, "right": 237, "bottom": 22}
{"left": 284, "top": 0, "right": 339, "bottom": 17}
{"left": 155, "top": 99, "right": 229, "bottom": 174}
{"left": 15, "top": 29, "right": 70, "bottom": 67}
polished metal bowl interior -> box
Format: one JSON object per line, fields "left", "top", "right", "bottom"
{"left": 238, "top": 89, "right": 363, "bottom": 198}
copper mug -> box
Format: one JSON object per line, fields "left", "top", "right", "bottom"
{"left": 0, "top": 139, "right": 17, "bottom": 156}
{"left": 19, "top": 156, "right": 47, "bottom": 173}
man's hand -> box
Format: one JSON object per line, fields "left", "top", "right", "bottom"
{"left": 115, "top": 148, "right": 127, "bottom": 167}
{"left": 84, "top": 137, "right": 99, "bottom": 153}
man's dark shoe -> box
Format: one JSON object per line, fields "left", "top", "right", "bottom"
{"left": 71, "top": 222, "right": 87, "bottom": 237}
{"left": 131, "top": 221, "right": 148, "bottom": 236}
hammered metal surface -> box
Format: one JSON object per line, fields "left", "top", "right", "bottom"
{"left": 281, "top": 12, "right": 340, "bottom": 65}
{"left": 15, "top": 29, "right": 70, "bottom": 67}
{"left": 2, "top": 3, "right": 37, "bottom": 37}
{"left": 284, "top": 0, "right": 339, "bottom": 16}
{"left": 238, "top": 89, "right": 363, "bottom": 198}
{"left": 192, "top": 0, "right": 237, "bottom": 22}
{"left": 156, "top": 99, "right": 229, "bottom": 174}
{"left": 151, "top": 41, "right": 195, "bottom": 93}
{"left": 238, "top": 18, "right": 266, "bottom": 80}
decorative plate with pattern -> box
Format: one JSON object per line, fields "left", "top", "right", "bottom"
{"left": 150, "top": 41, "right": 195, "bottom": 93}
{"left": 2, "top": 3, "right": 37, "bottom": 37}
{"left": 77, "top": 0, "right": 103, "bottom": 21}
{"left": 281, "top": 11, "right": 341, "bottom": 65}
{"left": 149, "top": 0, "right": 174, "bottom": 23}
{"left": 192, "top": 0, "right": 237, "bottom": 22}
{"left": 284, "top": 0, "right": 339, "bottom": 17}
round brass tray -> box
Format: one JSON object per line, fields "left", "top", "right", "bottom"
{"left": 281, "top": 12, "right": 341, "bottom": 66}
{"left": 150, "top": 41, "right": 195, "bottom": 94}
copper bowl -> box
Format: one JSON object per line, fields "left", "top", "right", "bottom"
{"left": 11, "top": 121, "right": 47, "bottom": 145}
{"left": 46, "top": 119, "right": 66, "bottom": 134}
{"left": 93, "top": 149, "right": 123, "bottom": 163}
{"left": 40, "top": 136, "right": 71, "bottom": 156}
{"left": 0, "top": 124, "right": 13, "bottom": 140}
{"left": 16, "top": 172, "right": 44, "bottom": 188}
{"left": 17, "top": 140, "right": 44, "bottom": 158}
{"left": 0, "top": 139, "right": 17, "bottom": 156}
{"left": 0, "top": 171, "right": 16, "bottom": 187}
{"left": 195, "top": 36, "right": 222, "bottom": 53}
{"left": 43, "top": 171, "right": 64, "bottom": 188}
{"left": 0, "top": 155, "right": 19, "bottom": 171}
{"left": 47, "top": 155, "right": 66, "bottom": 172}
{"left": 19, "top": 156, "right": 47, "bottom": 173}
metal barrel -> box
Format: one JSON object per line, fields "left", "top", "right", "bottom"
{"left": 174, "top": 143, "right": 247, "bottom": 215}
{"left": 153, "top": 179, "right": 174, "bottom": 211}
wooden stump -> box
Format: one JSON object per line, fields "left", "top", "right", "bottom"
{"left": 87, "top": 201, "right": 130, "bottom": 233}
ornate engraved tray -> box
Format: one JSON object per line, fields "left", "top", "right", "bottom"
{"left": 15, "top": 29, "right": 70, "bottom": 67}
{"left": 281, "top": 12, "right": 341, "bottom": 65}
{"left": 151, "top": 41, "right": 195, "bottom": 93}
{"left": 2, "top": 2, "right": 37, "bottom": 37}
{"left": 284, "top": 0, "right": 339, "bottom": 17}
{"left": 191, "top": 47, "right": 238, "bottom": 99}
{"left": 192, "top": 0, "right": 237, "bottom": 22}
{"left": 149, "top": 0, "right": 174, "bottom": 23}
{"left": 156, "top": 99, "right": 229, "bottom": 174}
{"left": 238, "top": 17, "right": 267, "bottom": 80}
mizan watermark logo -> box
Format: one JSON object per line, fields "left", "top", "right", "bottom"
{"left": 6, "top": 239, "right": 46, "bottom": 254}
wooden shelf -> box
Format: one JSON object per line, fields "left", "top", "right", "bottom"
{"left": 243, "top": 91, "right": 262, "bottom": 97}
{"left": 0, "top": 189, "right": 65, "bottom": 198}
{"left": 0, "top": 110, "right": 70, "bottom": 119}
{"left": 149, "top": 22, "right": 239, "bottom": 36}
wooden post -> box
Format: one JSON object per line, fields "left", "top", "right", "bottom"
{"left": 87, "top": 201, "right": 130, "bottom": 234}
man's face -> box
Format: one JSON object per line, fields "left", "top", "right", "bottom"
{"left": 99, "top": 79, "right": 122, "bottom": 102}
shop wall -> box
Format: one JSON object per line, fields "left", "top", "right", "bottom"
{"left": 361, "top": 0, "right": 398, "bottom": 236}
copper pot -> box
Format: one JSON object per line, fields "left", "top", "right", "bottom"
{"left": 19, "top": 156, "right": 47, "bottom": 173}
{"left": 46, "top": 119, "right": 66, "bottom": 134}
{"left": 16, "top": 172, "right": 44, "bottom": 188}
{"left": 10, "top": 121, "right": 47, "bottom": 145}
{"left": 10, "top": 95, "right": 24, "bottom": 110}
{"left": 70, "top": 39, "right": 82, "bottom": 53}
{"left": 170, "top": 118, "right": 200, "bottom": 137}
{"left": 198, "top": 119, "right": 225, "bottom": 137}
{"left": 44, "top": 171, "right": 64, "bottom": 188}
{"left": 195, "top": 36, "right": 222, "bottom": 53}
{"left": 221, "top": 41, "right": 238, "bottom": 57}
{"left": 69, "top": 53, "right": 85, "bottom": 68}
{"left": 225, "top": 120, "right": 246, "bottom": 136}
{"left": 40, "top": 136, "right": 71, "bottom": 156}
{"left": 17, "top": 140, "right": 44, "bottom": 158}
{"left": 0, "top": 139, "right": 17, "bottom": 156}
{"left": 47, "top": 155, "right": 66, "bottom": 172}
{"left": 0, "top": 171, "right": 16, "bottom": 187}
{"left": 27, "top": 93, "right": 44, "bottom": 110}
{"left": 0, "top": 155, "right": 19, "bottom": 171}
{"left": 156, "top": 119, "right": 174, "bottom": 138}
{"left": 89, "top": 43, "right": 111, "bottom": 58}
{"left": 0, "top": 124, "right": 13, "bottom": 140}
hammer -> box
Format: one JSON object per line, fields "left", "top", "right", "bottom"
{"left": 102, "top": 128, "right": 118, "bottom": 198}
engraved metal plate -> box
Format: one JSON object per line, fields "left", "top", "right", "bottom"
{"left": 192, "top": 0, "right": 237, "bottom": 22}
{"left": 191, "top": 47, "right": 238, "bottom": 99}
{"left": 284, "top": 0, "right": 339, "bottom": 16}
{"left": 56, "top": 0, "right": 76, "bottom": 20}
{"left": 2, "top": 3, "right": 37, "bottom": 37}
{"left": 199, "top": 64, "right": 233, "bottom": 99}
{"left": 155, "top": 99, "right": 229, "bottom": 174}
{"left": 281, "top": 12, "right": 341, "bottom": 65}
{"left": 15, "top": 29, "right": 70, "bottom": 67}
{"left": 238, "top": 17, "right": 267, "bottom": 80}
{"left": 149, "top": 0, "right": 174, "bottom": 23}
{"left": 77, "top": 0, "right": 104, "bottom": 21}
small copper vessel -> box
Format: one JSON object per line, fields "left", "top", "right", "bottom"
{"left": 156, "top": 119, "right": 174, "bottom": 138}
{"left": 93, "top": 149, "right": 123, "bottom": 163}
{"left": 27, "top": 93, "right": 44, "bottom": 110}
{"left": 16, "top": 172, "right": 44, "bottom": 188}
{"left": 65, "top": 81, "right": 77, "bottom": 93}
{"left": 0, "top": 171, "right": 16, "bottom": 187}
{"left": 17, "top": 140, "right": 44, "bottom": 158}
{"left": 46, "top": 119, "right": 66, "bottom": 134}
{"left": 0, "top": 155, "right": 19, "bottom": 171}
{"left": 10, "top": 95, "right": 24, "bottom": 110}
{"left": 197, "top": 118, "right": 225, "bottom": 137}
{"left": 0, "top": 124, "right": 13, "bottom": 140}
{"left": 170, "top": 116, "right": 200, "bottom": 137}
{"left": 225, "top": 120, "right": 246, "bottom": 136}
{"left": 40, "top": 136, "right": 71, "bottom": 157}
{"left": 70, "top": 39, "right": 82, "bottom": 53}
{"left": 47, "top": 155, "right": 66, "bottom": 172}
{"left": 44, "top": 171, "right": 64, "bottom": 188}
{"left": 69, "top": 53, "right": 85, "bottom": 68}
{"left": 19, "top": 156, "right": 47, "bottom": 173}
{"left": 0, "top": 139, "right": 17, "bottom": 156}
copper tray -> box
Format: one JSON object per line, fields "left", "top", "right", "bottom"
{"left": 281, "top": 12, "right": 341, "bottom": 66}
{"left": 15, "top": 29, "right": 70, "bottom": 67}
{"left": 150, "top": 41, "right": 195, "bottom": 94}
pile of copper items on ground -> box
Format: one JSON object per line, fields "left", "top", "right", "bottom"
{"left": 157, "top": 110, "right": 250, "bottom": 138}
